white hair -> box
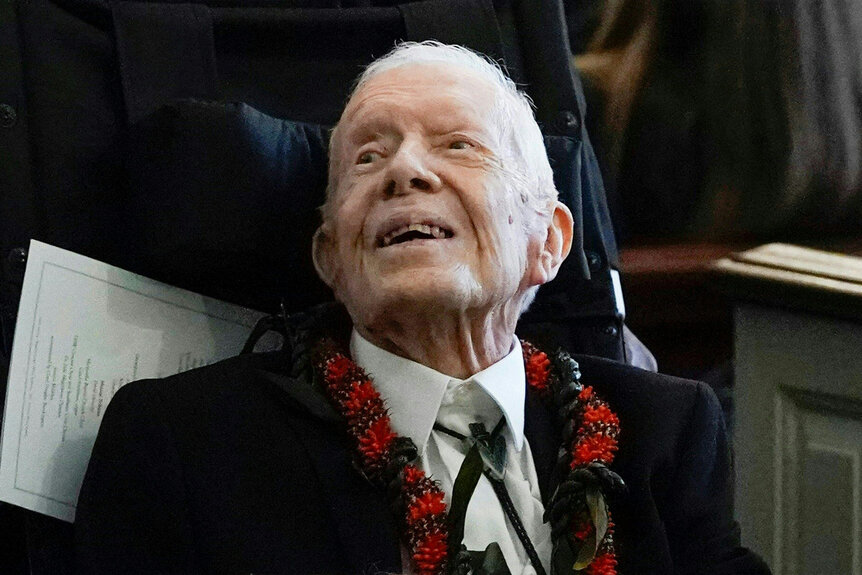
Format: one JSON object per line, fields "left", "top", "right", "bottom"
{"left": 325, "top": 41, "right": 558, "bottom": 230}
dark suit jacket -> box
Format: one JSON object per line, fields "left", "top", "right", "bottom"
{"left": 75, "top": 341, "right": 770, "bottom": 574}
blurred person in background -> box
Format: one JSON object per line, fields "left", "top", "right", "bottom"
{"left": 567, "top": 0, "right": 862, "bottom": 244}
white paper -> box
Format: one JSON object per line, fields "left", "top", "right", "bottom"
{"left": 0, "top": 240, "right": 267, "bottom": 522}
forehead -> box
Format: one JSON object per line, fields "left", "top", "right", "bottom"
{"left": 339, "top": 63, "right": 499, "bottom": 138}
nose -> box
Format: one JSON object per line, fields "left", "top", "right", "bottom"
{"left": 383, "top": 141, "right": 441, "bottom": 197}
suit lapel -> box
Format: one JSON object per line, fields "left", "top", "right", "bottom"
{"left": 293, "top": 419, "right": 403, "bottom": 573}
{"left": 258, "top": 369, "right": 402, "bottom": 573}
{"left": 524, "top": 386, "right": 561, "bottom": 505}
{"left": 255, "top": 368, "right": 340, "bottom": 424}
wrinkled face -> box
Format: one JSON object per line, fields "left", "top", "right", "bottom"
{"left": 315, "top": 64, "right": 547, "bottom": 322}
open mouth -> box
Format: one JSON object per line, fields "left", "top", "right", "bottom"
{"left": 378, "top": 223, "right": 454, "bottom": 247}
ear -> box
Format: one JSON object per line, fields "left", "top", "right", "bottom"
{"left": 312, "top": 223, "right": 339, "bottom": 290}
{"left": 530, "top": 201, "right": 574, "bottom": 286}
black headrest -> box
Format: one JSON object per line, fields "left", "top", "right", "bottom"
{"left": 126, "top": 100, "right": 331, "bottom": 313}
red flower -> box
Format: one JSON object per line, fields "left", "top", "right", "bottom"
{"left": 327, "top": 355, "right": 352, "bottom": 381}
{"left": 402, "top": 464, "right": 426, "bottom": 487}
{"left": 524, "top": 346, "right": 552, "bottom": 391}
{"left": 582, "top": 403, "right": 620, "bottom": 428}
{"left": 572, "top": 434, "right": 618, "bottom": 466}
{"left": 579, "top": 386, "right": 594, "bottom": 401}
{"left": 413, "top": 532, "right": 448, "bottom": 574}
{"left": 585, "top": 550, "right": 618, "bottom": 575}
{"left": 408, "top": 491, "right": 447, "bottom": 521}
{"left": 358, "top": 417, "right": 395, "bottom": 462}
{"left": 342, "top": 381, "right": 381, "bottom": 417}
{"left": 573, "top": 519, "right": 594, "bottom": 541}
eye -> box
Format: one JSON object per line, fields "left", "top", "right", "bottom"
{"left": 449, "top": 140, "right": 473, "bottom": 150}
{"left": 357, "top": 151, "right": 382, "bottom": 164}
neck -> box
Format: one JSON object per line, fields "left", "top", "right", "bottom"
{"left": 352, "top": 305, "right": 520, "bottom": 379}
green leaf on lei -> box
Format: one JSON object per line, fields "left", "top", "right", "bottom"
{"left": 573, "top": 486, "right": 608, "bottom": 570}
{"left": 586, "top": 486, "right": 608, "bottom": 545}
{"left": 469, "top": 542, "right": 512, "bottom": 575}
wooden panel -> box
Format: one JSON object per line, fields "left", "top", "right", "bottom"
{"left": 775, "top": 393, "right": 862, "bottom": 575}
{"left": 734, "top": 304, "right": 862, "bottom": 575}
{"left": 800, "top": 446, "right": 855, "bottom": 574}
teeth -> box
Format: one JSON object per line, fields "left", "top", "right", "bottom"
{"left": 382, "top": 223, "right": 449, "bottom": 246}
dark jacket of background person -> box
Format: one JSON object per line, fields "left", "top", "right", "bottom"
{"left": 75, "top": 306, "right": 771, "bottom": 575}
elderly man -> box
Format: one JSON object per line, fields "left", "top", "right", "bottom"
{"left": 75, "top": 43, "right": 768, "bottom": 575}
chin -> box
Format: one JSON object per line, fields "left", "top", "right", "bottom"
{"left": 344, "top": 272, "right": 481, "bottom": 324}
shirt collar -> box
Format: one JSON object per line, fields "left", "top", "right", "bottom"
{"left": 470, "top": 336, "right": 527, "bottom": 451}
{"left": 350, "top": 330, "right": 526, "bottom": 453}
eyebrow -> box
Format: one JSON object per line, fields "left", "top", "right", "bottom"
{"left": 346, "top": 125, "right": 388, "bottom": 146}
{"left": 348, "top": 119, "right": 490, "bottom": 143}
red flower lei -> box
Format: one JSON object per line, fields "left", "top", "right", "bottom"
{"left": 314, "top": 338, "right": 620, "bottom": 575}
{"left": 521, "top": 342, "right": 620, "bottom": 575}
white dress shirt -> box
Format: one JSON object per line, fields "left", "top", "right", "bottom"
{"left": 351, "top": 331, "right": 552, "bottom": 574}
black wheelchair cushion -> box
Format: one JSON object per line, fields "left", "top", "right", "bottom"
{"left": 126, "top": 99, "right": 332, "bottom": 313}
